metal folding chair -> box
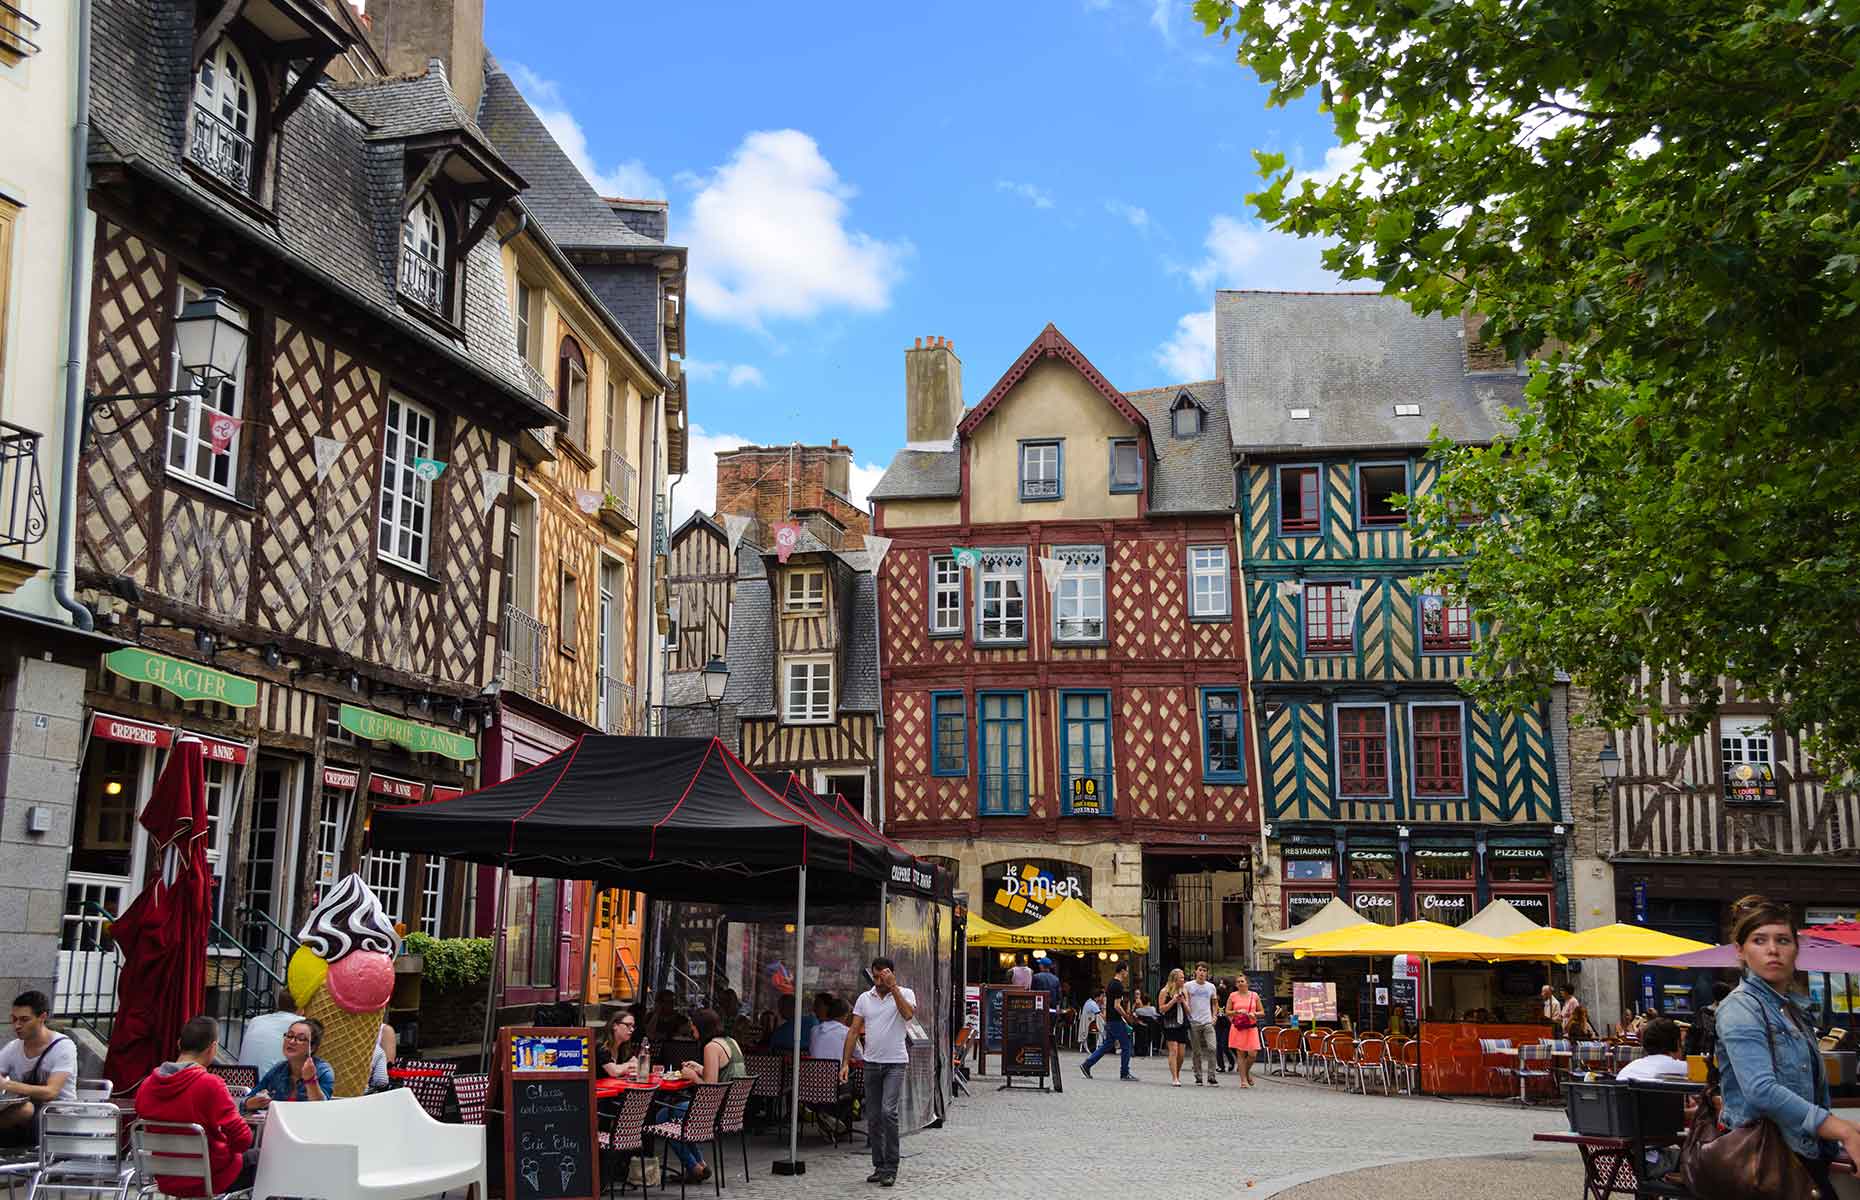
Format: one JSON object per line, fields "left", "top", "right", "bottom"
{"left": 27, "top": 1103, "right": 133, "bottom": 1200}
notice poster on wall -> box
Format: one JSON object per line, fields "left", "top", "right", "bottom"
{"left": 1293, "top": 981, "right": 1338, "bottom": 1022}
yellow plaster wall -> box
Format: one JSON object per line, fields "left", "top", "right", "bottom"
{"left": 877, "top": 497, "right": 962, "bottom": 529}
{"left": 968, "top": 359, "right": 1141, "bottom": 524}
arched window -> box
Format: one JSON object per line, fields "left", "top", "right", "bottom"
{"left": 400, "top": 193, "right": 446, "bottom": 310}
{"left": 557, "top": 336, "right": 589, "bottom": 448}
{"left": 190, "top": 39, "right": 255, "bottom": 191}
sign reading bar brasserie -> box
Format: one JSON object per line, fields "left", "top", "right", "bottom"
{"left": 105, "top": 648, "right": 257, "bottom": 708}
{"left": 338, "top": 703, "right": 476, "bottom": 762}
{"left": 984, "top": 859, "right": 1091, "bottom": 928}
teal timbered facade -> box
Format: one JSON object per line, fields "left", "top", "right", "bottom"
{"left": 1215, "top": 291, "right": 1570, "bottom": 950}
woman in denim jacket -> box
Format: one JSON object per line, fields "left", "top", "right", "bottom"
{"left": 1714, "top": 897, "right": 1860, "bottom": 1192}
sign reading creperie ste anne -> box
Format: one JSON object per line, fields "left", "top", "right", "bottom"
{"left": 105, "top": 648, "right": 258, "bottom": 708}
{"left": 338, "top": 703, "right": 476, "bottom": 762}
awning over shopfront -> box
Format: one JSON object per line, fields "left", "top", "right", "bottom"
{"left": 1259, "top": 896, "right": 1369, "bottom": 945}
{"left": 965, "top": 897, "right": 1149, "bottom": 952}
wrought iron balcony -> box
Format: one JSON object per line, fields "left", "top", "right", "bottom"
{"left": 0, "top": 423, "right": 48, "bottom": 556}
{"left": 499, "top": 603, "right": 548, "bottom": 699}
{"left": 600, "top": 450, "right": 637, "bottom": 530}
{"left": 399, "top": 247, "right": 444, "bottom": 312}
{"left": 600, "top": 674, "right": 637, "bottom": 735}
{"left": 0, "top": 2, "right": 43, "bottom": 60}
{"left": 188, "top": 105, "right": 253, "bottom": 193}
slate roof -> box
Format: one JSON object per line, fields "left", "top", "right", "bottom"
{"left": 476, "top": 58, "right": 664, "bottom": 253}
{"left": 869, "top": 449, "right": 961, "bottom": 501}
{"left": 1126, "top": 380, "right": 1236, "bottom": 514}
{"left": 326, "top": 61, "right": 491, "bottom": 145}
{"left": 87, "top": 2, "right": 546, "bottom": 424}
{"left": 721, "top": 544, "right": 879, "bottom": 719}
{"left": 1216, "top": 291, "right": 1522, "bottom": 454}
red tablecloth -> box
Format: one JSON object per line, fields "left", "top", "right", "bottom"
{"left": 595, "top": 1076, "right": 692, "bottom": 1100}
{"left": 388, "top": 1068, "right": 450, "bottom": 1079}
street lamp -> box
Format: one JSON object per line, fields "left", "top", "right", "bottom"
{"left": 86, "top": 288, "right": 248, "bottom": 434}
{"left": 702, "top": 657, "right": 729, "bottom": 735}
{"left": 1597, "top": 738, "right": 1622, "bottom": 782}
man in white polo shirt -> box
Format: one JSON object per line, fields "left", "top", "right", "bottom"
{"left": 842, "top": 956, "right": 915, "bottom": 1188}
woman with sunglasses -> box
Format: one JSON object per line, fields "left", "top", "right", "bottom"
{"left": 244, "top": 1019, "right": 334, "bottom": 1110}
{"left": 597, "top": 1011, "right": 640, "bottom": 1079}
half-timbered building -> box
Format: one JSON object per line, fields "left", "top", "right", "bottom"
{"left": 1223, "top": 293, "right": 1572, "bottom": 993}
{"left": 65, "top": 0, "right": 553, "bottom": 1021}
{"left": 872, "top": 328, "right": 1258, "bottom": 975}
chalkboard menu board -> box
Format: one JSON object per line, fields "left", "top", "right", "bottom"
{"left": 1245, "top": 971, "right": 1277, "bottom": 1027}
{"left": 999, "top": 990, "right": 1049, "bottom": 1080}
{"left": 501, "top": 1027, "right": 599, "bottom": 1200}
{"left": 1390, "top": 978, "right": 1419, "bottom": 1028}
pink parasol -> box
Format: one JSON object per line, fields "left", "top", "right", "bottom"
{"left": 103, "top": 739, "right": 212, "bottom": 1095}
{"left": 1808, "top": 921, "right": 1860, "bottom": 949}
{"left": 1645, "top": 934, "right": 1860, "bottom": 972}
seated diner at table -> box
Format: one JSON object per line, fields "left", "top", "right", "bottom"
{"left": 1615, "top": 1018, "right": 1687, "bottom": 1082}
{"left": 597, "top": 1011, "right": 639, "bottom": 1079}
{"left": 646, "top": 991, "right": 696, "bottom": 1044}
{"left": 768, "top": 995, "right": 816, "bottom": 1053}
{"left": 136, "top": 1016, "right": 257, "bottom": 1196}
{"left": 654, "top": 1010, "right": 744, "bottom": 1184}
{"left": 0, "top": 990, "right": 77, "bottom": 1148}
{"left": 244, "top": 1018, "right": 334, "bottom": 1110}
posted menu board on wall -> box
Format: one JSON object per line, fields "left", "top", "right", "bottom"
{"left": 501, "top": 1027, "right": 598, "bottom": 1200}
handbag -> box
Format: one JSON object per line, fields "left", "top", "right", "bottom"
{"left": 1230, "top": 999, "right": 1257, "bottom": 1031}
{"left": 1680, "top": 999, "right": 1822, "bottom": 1200}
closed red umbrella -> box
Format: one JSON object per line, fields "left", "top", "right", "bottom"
{"left": 104, "top": 739, "right": 211, "bottom": 1095}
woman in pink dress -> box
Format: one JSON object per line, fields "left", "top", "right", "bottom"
{"left": 1225, "top": 975, "right": 1265, "bottom": 1087}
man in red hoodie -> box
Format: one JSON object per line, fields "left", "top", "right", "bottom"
{"left": 135, "top": 1016, "right": 256, "bottom": 1196}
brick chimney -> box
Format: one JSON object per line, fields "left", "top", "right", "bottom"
{"left": 714, "top": 443, "right": 870, "bottom": 541}
{"left": 361, "top": 0, "right": 486, "bottom": 114}
{"left": 905, "top": 336, "right": 962, "bottom": 446}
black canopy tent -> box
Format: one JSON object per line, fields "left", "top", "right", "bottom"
{"left": 370, "top": 735, "right": 949, "bottom": 1173}
{"left": 755, "top": 771, "right": 952, "bottom": 901}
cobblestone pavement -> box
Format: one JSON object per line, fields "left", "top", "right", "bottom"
{"left": 741, "top": 1052, "right": 1575, "bottom": 1197}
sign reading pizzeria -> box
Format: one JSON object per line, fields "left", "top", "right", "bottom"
{"left": 984, "top": 859, "right": 1092, "bottom": 928}
{"left": 105, "top": 648, "right": 257, "bottom": 708}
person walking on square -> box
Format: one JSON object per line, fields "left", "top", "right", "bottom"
{"left": 843, "top": 956, "right": 915, "bottom": 1188}
{"left": 1184, "top": 964, "right": 1220, "bottom": 1086}
{"left": 1079, "top": 965, "right": 1136, "bottom": 1081}
{"left": 1226, "top": 974, "right": 1265, "bottom": 1087}
{"left": 1158, "top": 969, "right": 1191, "bottom": 1085}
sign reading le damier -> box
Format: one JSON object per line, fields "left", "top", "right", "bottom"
{"left": 984, "top": 858, "right": 1092, "bottom": 928}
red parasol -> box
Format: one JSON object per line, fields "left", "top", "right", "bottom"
{"left": 104, "top": 739, "right": 212, "bottom": 1095}
{"left": 1810, "top": 921, "right": 1860, "bottom": 948}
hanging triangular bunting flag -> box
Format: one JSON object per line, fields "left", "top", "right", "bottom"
{"left": 862, "top": 535, "right": 893, "bottom": 571}
{"left": 412, "top": 456, "right": 447, "bottom": 482}
{"left": 478, "top": 469, "right": 511, "bottom": 515}
{"left": 951, "top": 546, "right": 982, "bottom": 569}
{"left": 312, "top": 435, "right": 346, "bottom": 482}
{"left": 1037, "top": 556, "right": 1066, "bottom": 595}
{"left": 1276, "top": 579, "right": 1304, "bottom": 599}
{"left": 1337, "top": 585, "right": 1366, "bottom": 629}
{"left": 574, "top": 488, "right": 602, "bottom": 515}
{"left": 209, "top": 414, "right": 243, "bottom": 455}
{"left": 722, "top": 513, "right": 752, "bottom": 555}
{"left": 771, "top": 520, "right": 801, "bottom": 563}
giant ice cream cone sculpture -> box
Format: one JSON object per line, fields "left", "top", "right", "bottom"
{"left": 289, "top": 874, "right": 400, "bottom": 1097}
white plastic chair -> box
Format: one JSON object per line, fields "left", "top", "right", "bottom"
{"left": 27, "top": 1102, "right": 133, "bottom": 1200}
{"left": 249, "top": 1089, "right": 485, "bottom": 1200}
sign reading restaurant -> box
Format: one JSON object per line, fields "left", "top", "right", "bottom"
{"left": 105, "top": 648, "right": 258, "bottom": 708}
{"left": 338, "top": 703, "right": 476, "bottom": 762}
{"left": 984, "top": 858, "right": 1092, "bottom": 928}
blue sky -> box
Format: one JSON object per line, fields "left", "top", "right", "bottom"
{"left": 485, "top": 0, "right": 1348, "bottom": 519}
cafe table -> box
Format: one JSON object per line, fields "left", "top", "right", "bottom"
{"left": 1488, "top": 1046, "right": 1574, "bottom": 1103}
{"left": 595, "top": 1075, "right": 693, "bottom": 1101}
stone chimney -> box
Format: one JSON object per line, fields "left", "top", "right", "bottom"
{"left": 905, "top": 336, "right": 962, "bottom": 446}
{"left": 362, "top": 0, "right": 486, "bottom": 115}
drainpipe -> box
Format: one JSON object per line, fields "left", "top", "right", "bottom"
{"left": 496, "top": 209, "right": 528, "bottom": 247}
{"left": 53, "top": 0, "right": 95, "bottom": 630}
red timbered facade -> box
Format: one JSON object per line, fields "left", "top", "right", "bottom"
{"left": 872, "top": 329, "right": 1258, "bottom": 971}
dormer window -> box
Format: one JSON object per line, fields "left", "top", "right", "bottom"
{"left": 1171, "top": 394, "right": 1203, "bottom": 438}
{"left": 400, "top": 193, "right": 447, "bottom": 312}
{"left": 190, "top": 40, "right": 256, "bottom": 193}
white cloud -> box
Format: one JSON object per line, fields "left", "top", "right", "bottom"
{"left": 507, "top": 64, "right": 665, "bottom": 199}
{"left": 1156, "top": 309, "right": 1216, "bottom": 380}
{"left": 1105, "top": 200, "right": 1151, "bottom": 232}
{"left": 683, "top": 359, "right": 765, "bottom": 389}
{"left": 680, "top": 130, "right": 912, "bottom": 329}
{"left": 846, "top": 461, "right": 886, "bottom": 512}
{"left": 1150, "top": 0, "right": 1174, "bottom": 39}
{"left": 996, "top": 179, "right": 1055, "bottom": 210}
{"left": 672, "top": 425, "right": 752, "bottom": 524}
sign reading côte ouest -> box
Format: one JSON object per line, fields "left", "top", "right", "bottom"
{"left": 105, "top": 648, "right": 258, "bottom": 708}
{"left": 338, "top": 703, "right": 476, "bottom": 762}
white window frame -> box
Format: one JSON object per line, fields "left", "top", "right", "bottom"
{"left": 929, "top": 556, "right": 963, "bottom": 636}
{"left": 1053, "top": 545, "right": 1106, "bottom": 644}
{"left": 1188, "top": 545, "right": 1231, "bottom": 619}
{"left": 419, "top": 858, "right": 445, "bottom": 937}
{"left": 166, "top": 279, "right": 246, "bottom": 496}
{"left": 363, "top": 844, "right": 406, "bottom": 926}
{"left": 314, "top": 786, "right": 353, "bottom": 895}
{"left": 199, "top": 756, "right": 235, "bottom": 876}
{"left": 194, "top": 39, "right": 254, "bottom": 136}
{"left": 507, "top": 486, "right": 538, "bottom": 612}
{"left": 514, "top": 279, "right": 537, "bottom": 367}
{"left": 1019, "top": 441, "right": 1061, "bottom": 500}
{"left": 1721, "top": 717, "right": 1773, "bottom": 770}
{"left": 784, "top": 568, "right": 826, "bottom": 614}
{"left": 783, "top": 657, "right": 833, "bottom": 724}
{"left": 378, "top": 393, "right": 436, "bottom": 571}
{"left": 975, "top": 549, "right": 1028, "bottom": 645}
{"left": 1172, "top": 403, "right": 1201, "bottom": 438}
{"left": 402, "top": 193, "right": 446, "bottom": 294}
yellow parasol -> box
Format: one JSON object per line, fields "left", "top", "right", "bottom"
{"left": 1525, "top": 923, "right": 1713, "bottom": 961}
{"left": 1500, "top": 926, "right": 1581, "bottom": 956}
{"left": 1257, "top": 896, "right": 1371, "bottom": 945}
{"left": 963, "top": 898, "right": 1150, "bottom": 953}
{"left": 1280, "top": 919, "right": 1566, "bottom": 962}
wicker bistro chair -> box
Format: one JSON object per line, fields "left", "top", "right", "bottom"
{"left": 452, "top": 1073, "right": 491, "bottom": 1126}
{"left": 712, "top": 1078, "right": 756, "bottom": 1187}
{"left": 403, "top": 1076, "right": 458, "bottom": 1123}
{"left": 408, "top": 1059, "right": 463, "bottom": 1078}
{"left": 795, "top": 1060, "right": 843, "bottom": 1146}
{"left": 204, "top": 1065, "right": 258, "bottom": 1094}
{"left": 28, "top": 1103, "right": 134, "bottom": 1200}
{"left": 597, "top": 1086, "right": 658, "bottom": 1198}
{"left": 645, "top": 1081, "right": 729, "bottom": 1200}
{"left": 1477, "top": 1039, "right": 1515, "bottom": 1097}
{"left": 1515, "top": 1043, "right": 1557, "bottom": 1104}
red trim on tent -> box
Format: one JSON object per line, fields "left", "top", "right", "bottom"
{"left": 510, "top": 734, "right": 584, "bottom": 853}
{"left": 650, "top": 738, "right": 719, "bottom": 860}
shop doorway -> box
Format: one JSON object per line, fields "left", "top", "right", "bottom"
{"left": 241, "top": 757, "right": 302, "bottom": 975}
